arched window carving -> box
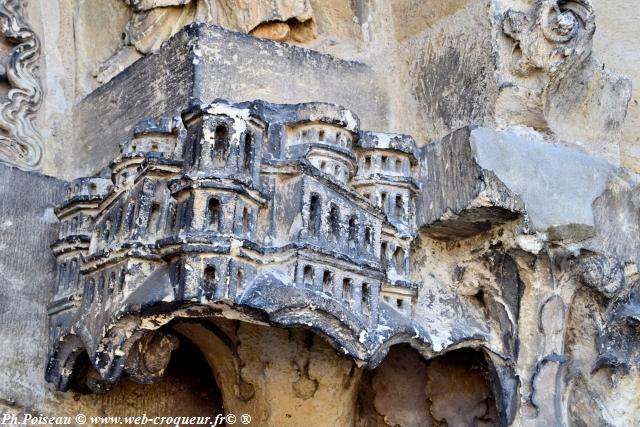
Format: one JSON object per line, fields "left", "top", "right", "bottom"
{"left": 393, "top": 247, "right": 405, "bottom": 274}
{"left": 348, "top": 216, "right": 358, "bottom": 247}
{"left": 322, "top": 270, "right": 333, "bottom": 294}
{"left": 148, "top": 203, "right": 160, "bottom": 233}
{"left": 308, "top": 194, "right": 321, "bottom": 236}
{"left": 207, "top": 197, "right": 221, "bottom": 231}
{"left": 243, "top": 132, "right": 253, "bottom": 172}
{"left": 342, "top": 278, "right": 353, "bottom": 300}
{"left": 395, "top": 194, "right": 404, "bottom": 219}
{"left": 364, "top": 226, "right": 373, "bottom": 250}
{"left": 203, "top": 266, "right": 216, "bottom": 297}
{"left": 242, "top": 206, "right": 250, "bottom": 235}
{"left": 380, "top": 241, "right": 388, "bottom": 270}
{"left": 303, "top": 265, "right": 314, "bottom": 288}
{"left": 329, "top": 204, "right": 340, "bottom": 241}
{"left": 362, "top": 283, "right": 370, "bottom": 316}
{"left": 213, "top": 124, "right": 229, "bottom": 167}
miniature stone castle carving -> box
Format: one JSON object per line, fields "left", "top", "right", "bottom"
{"left": 47, "top": 99, "right": 428, "bottom": 390}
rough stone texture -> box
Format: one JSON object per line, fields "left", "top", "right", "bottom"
{"left": 592, "top": 0, "right": 640, "bottom": 172}
{"left": 1, "top": 0, "right": 640, "bottom": 426}
{"left": 0, "top": 163, "right": 65, "bottom": 408}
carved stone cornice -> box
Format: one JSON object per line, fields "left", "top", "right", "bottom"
{"left": 0, "top": 0, "right": 43, "bottom": 170}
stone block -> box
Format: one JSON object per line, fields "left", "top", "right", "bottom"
{"left": 72, "top": 23, "right": 388, "bottom": 179}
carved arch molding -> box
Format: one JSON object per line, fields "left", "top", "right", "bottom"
{"left": 0, "top": 0, "right": 43, "bottom": 170}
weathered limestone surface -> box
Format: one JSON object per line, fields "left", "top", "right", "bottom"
{"left": 0, "top": 0, "right": 639, "bottom": 426}
{"left": 0, "top": 163, "right": 64, "bottom": 408}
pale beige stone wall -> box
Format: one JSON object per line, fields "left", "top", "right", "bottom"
{"left": 592, "top": 0, "right": 640, "bottom": 172}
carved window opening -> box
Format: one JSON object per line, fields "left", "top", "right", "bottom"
{"left": 71, "top": 217, "right": 78, "bottom": 234}
{"left": 243, "top": 132, "right": 253, "bottom": 172}
{"left": 320, "top": 160, "right": 326, "bottom": 171}
{"left": 203, "top": 266, "right": 216, "bottom": 297}
{"left": 380, "top": 192, "right": 387, "bottom": 211}
{"left": 348, "top": 216, "right": 358, "bottom": 247}
{"left": 148, "top": 202, "right": 160, "bottom": 233}
{"left": 213, "top": 124, "right": 229, "bottom": 167}
{"left": 395, "top": 158, "right": 402, "bottom": 172}
{"left": 395, "top": 194, "right": 404, "bottom": 219}
{"left": 393, "top": 247, "right": 405, "bottom": 274}
{"left": 381, "top": 155, "right": 388, "bottom": 170}
{"left": 236, "top": 268, "right": 244, "bottom": 293}
{"left": 334, "top": 164, "right": 340, "bottom": 177}
{"left": 207, "top": 197, "right": 221, "bottom": 231}
{"left": 322, "top": 270, "right": 333, "bottom": 294}
{"left": 303, "top": 265, "right": 314, "bottom": 288}
{"left": 242, "top": 206, "right": 250, "bottom": 235}
{"left": 319, "top": 129, "right": 325, "bottom": 141}
{"left": 308, "top": 194, "right": 321, "bottom": 236}
{"left": 342, "top": 278, "right": 353, "bottom": 300}
{"left": 119, "top": 268, "right": 126, "bottom": 291}
{"left": 362, "top": 283, "right": 370, "bottom": 316}
{"left": 89, "top": 183, "right": 97, "bottom": 193}
{"left": 364, "top": 156, "right": 371, "bottom": 170}
{"left": 329, "top": 204, "right": 340, "bottom": 241}
{"left": 380, "top": 241, "right": 388, "bottom": 270}
{"left": 363, "top": 192, "right": 370, "bottom": 202}
{"left": 364, "top": 226, "right": 373, "bottom": 251}
{"left": 396, "top": 298, "right": 404, "bottom": 310}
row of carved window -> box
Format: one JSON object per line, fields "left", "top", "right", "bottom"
{"left": 301, "top": 265, "right": 372, "bottom": 317}
{"left": 201, "top": 264, "right": 244, "bottom": 300}
{"left": 362, "top": 154, "right": 409, "bottom": 175}
{"left": 298, "top": 127, "right": 350, "bottom": 148}
{"left": 307, "top": 193, "right": 374, "bottom": 251}
{"left": 359, "top": 190, "right": 408, "bottom": 223}
{"left": 83, "top": 267, "right": 127, "bottom": 308}
{"left": 191, "top": 124, "right": 254, "bottom": 172}
{"left": 56, "top": 257, "right": 81, "bottom": 293}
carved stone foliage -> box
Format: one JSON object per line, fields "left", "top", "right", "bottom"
{"left": 502, "top": 0, "right": 595, "bottom": 77}
{"left": 0, "top": 0, "right": 43, "bottom": 170}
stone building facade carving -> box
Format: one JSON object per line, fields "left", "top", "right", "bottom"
{"left": 47, "top": 99, "right": 428, "bottom": 391}
{"left": 0, "top": 0, "right": 638, "bottom": 425}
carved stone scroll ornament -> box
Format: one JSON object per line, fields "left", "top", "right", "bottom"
{"left": 502, "top": 0, "right": 596, "bottom": 76}
{"left": 0, "top": 0, "right": 43, "bottom": 170}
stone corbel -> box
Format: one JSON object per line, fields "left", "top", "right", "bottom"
{"left": 0, "top": 0, "right": 43, "bottom": 170}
